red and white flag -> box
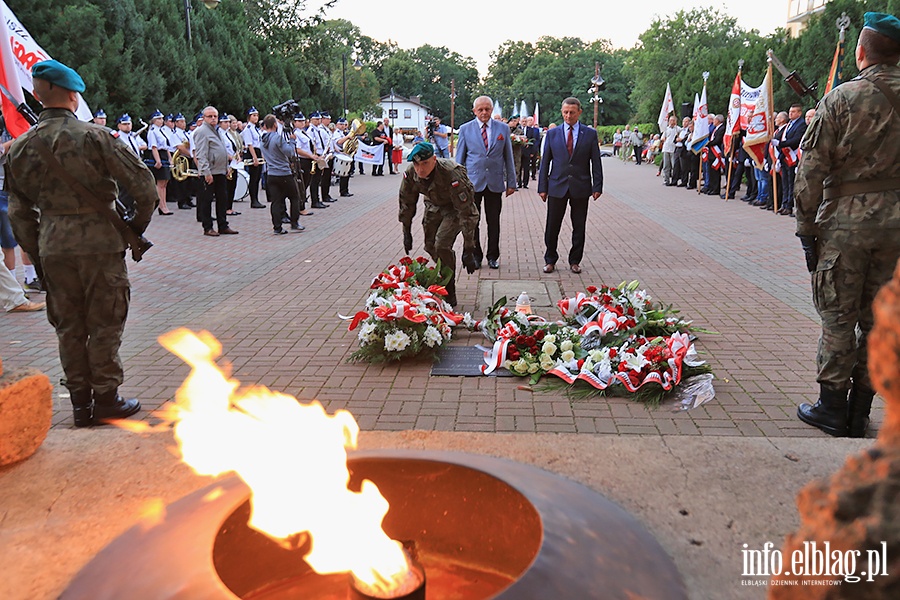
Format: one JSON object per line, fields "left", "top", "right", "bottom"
{"left": 0, "top": 0, "right": 92, "bottom": 136}
{"left": 723, "top": 70, "right": 741, "bottom": 155}
{"left": 657, "top": 82, "right": 675, "bottom": 133}
{"left": 742, "top": 65, "right": 773, "bottom": 170}
{"left": 533, "top": 102, "right": 539, "bottom": 128}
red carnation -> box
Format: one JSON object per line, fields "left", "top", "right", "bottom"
{"left": 416, "top": 256, "right": 428, "bottom": 264}
{"left": 586, "top": 285, "right": 598, "bottom": 294}
{"left": 577, "top": 359, "right": 585, "bottom": 370}
{"left": 534, "top": 330, "right": 545, "bottom": 340}
{"left": 627, "top": 307, "right": 635, "bottom": 316}
{"left": 608, "top": 348, "right": 617, "bottom": 358}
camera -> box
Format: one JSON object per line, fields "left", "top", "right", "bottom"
{"left": 272, "top": 99, "right": 299, "bottom": 123}
{"left": 425, "top": 118, "right": 437, "bottom": 140}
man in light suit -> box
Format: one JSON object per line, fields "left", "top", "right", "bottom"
{"left": 538, "top": 97, "right": 603, "bottom": 274}
{"left": 455, "top": 95, "right": 517, "bottom": 269}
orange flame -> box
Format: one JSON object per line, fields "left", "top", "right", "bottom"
{"left": 158, "top": 328, "right": 411, "bottom": 592}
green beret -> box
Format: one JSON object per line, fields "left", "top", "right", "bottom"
{"left": 31, "top": 59, "right": 85, "bottom": 93}
{"left": 407, "top": 141, "right": 435, "bottom": 162}
{"left": 864, "top": 12, "right": 900, "bottom": 44}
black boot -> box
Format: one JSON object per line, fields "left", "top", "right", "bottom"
{"left": 70, "top": 389, "right": 93, "bottom": 428}
{"left": 797, "top": 385, "right": 849, "bottom": 436}
{"left": 93, "top": 389, "right": 141, "bottom": 424}
{"left": 847, "top": 384, "right": 875, "bottom": 438}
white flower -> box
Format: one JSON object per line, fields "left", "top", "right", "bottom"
{"left": 541, "top": 341, "right": 557, "bottom": 356}
{"left": 527, "top": 363, "right": 540, "bottom": 374}
{"left": 589, "top": 349, "right": 606, "bottom": 362}
{"left": 560, "top": 339, "right": 574, "bottom": 352}
{"left": 462, "top": 312, "right": 477, "bottom": 329}
{"left": 539, "top": 353, "right": 555, "bottom": 371}
{"left": 384, "top": 330, "right": 411, "bottom": 352}
{"left": 622, "top": 351, "right": 650, "bottom": 372}
{"left": 560, "top": 350, "right": 575, "bottom": 363}
{"left": 358, "top": 322, "right": 378, "bottom": 344}
{"left": 544, "top": 334, "right": 557, "bottom": 344}
{"left": 582, "top": 357, "right": 594, "bottom": 372}
{"left": 423, "top": 326, "right": 443, "bottom": 348}
{"left": 514, "top": 358, "right": 529, "bottom": 374}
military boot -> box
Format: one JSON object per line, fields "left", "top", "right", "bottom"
{"left": 70, "top": 389, "right": 94, "bottom": 428}
{"left": 797, "top": 385, "right": 849, "bottom": 437}
{"left": 93, "top": 389, "right": 141, "bottom": 424}
{"left": 847, "top": 384, "right": 875, "bottom": 438}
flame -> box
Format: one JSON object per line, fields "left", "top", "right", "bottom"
{"left": 158, "top": 328, "right": 411, "bottom": 592}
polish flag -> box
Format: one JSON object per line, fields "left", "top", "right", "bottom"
{"left": 723, "top": 70, "right": 742, "bottom": 155}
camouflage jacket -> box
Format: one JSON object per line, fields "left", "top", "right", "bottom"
{"left": 7, "top": 108, "right": 156, "bottom": 257}
{"left": 795, "top": 63, "right": 900, "bottom": 237}
{"left": 398, "top": 158, "right": 479, "bottom": 249}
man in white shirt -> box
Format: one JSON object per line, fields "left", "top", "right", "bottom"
{"left": 661, "top": 115, "right": 681, "bottom": 186}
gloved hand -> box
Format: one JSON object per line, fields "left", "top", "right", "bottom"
{"left": 461, "top": 251, "right": 478, "bottom": 274}
{"left": 799, "top": 235, "right": 818, "bottom": 273}
{"left": 402, "top": 227, "right": 413, "bottom": 255}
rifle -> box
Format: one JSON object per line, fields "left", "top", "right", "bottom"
{"left": 767, "top": 50, "right": 818, "bottom": 100}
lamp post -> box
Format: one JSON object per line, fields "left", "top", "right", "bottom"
{"left": 182, "top": 0, "right": 221, "bottom": 49}
{"left": 589, "top": 61, "right": 605, "bottom": 129}
{"left": 342, "top": 53, "right": 362, "bottom": 117}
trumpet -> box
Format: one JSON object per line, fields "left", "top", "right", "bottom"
{"left": 310, "top": 153, "right": 332, "bottom": 175}
{"left": 170, "top": 149, "right": 199, "bottom": 181}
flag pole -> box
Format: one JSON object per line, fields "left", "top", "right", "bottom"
{"left": 697, "top": 71, "right": 709, "bottom": 193}
{"left": 766, "top": 55, "right": 778, "bottom": 214}
{"left": 724, "top": 60, "right": 743, "bottom": 202}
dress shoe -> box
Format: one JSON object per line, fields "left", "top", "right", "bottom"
{"left": 312, "top": 202, "right": 328, "bottom": 208}
{"left": 70, "top": 389, "right": 93, "bottom": 428}
{"left": 522, "top": 184, "right": 529, "bottom": 189}
{"left": 93, "top": 390, "right": 141, "bottom": 423}
{"left": 340, "top": 193, "right": 354, "bottom": 197}
{"left": 323, "top": 197, "right": 337, "bottom": 203}
{"left": 290, "top": 223, "right": 305, "bottom": 231}
{"left": 752, "top": 200, "right": 766, "bottom": 206}
{"left": 226, "top": 211, "right": 241, "bottom": 216}
{"left": 273, "top": 228, "right": 287, "bottom": 235}
{"left": 250, "top": 202, "right": 266, "bottom": 209}
{"left": 157, "top": 208, "right": 174, "bottom": 216}
{"left": 9, "top": 300, "right": 46, "bottom": 312}
{"left": 570, "top": 263, "right": 582, "bottom": 274}
{"left": 488, "top": 259, "right": 499, "bottom": 269}
{"left": 204, "top": 229, "right": 220, "bottom": 237}
{"left": 797, "top": 385, "right": 849, "bottom": 437}
{"left": 178, "top": 204, "right": 192, "bottom": 210}
{"left": 761, "top": 204, "right": 774, "bottom": 211}
{"left": 219, "top": 227, "right": 239, "bottom": 235}
{"left": 542, "top": 264, "right": 555, "bottom": 273}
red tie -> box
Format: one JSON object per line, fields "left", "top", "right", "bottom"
{"left": 482, "top": 122, "right": 489, "bottom": 150}
{"left": 566, "top": 126, "right": 574, "bottom": 156}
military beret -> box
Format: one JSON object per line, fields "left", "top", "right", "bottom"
{"left": 93, "top": 109, "right": 106, "bottom": 118}
{"left": 150, "top": 109, "right": 164, "bottom": 119}
{"left": 247, "top": 106, "right": 258, "bottom": 115}
{"left": 31, "top": 59, "right": 85, "bottom": 93}
{"left": 117, "top": 113, "right": 132, "bottom": 124}
{"left": 864, "top": 12, "right": 900, "bottom": 44}
{"left": 509, "top": 114, "right": 520, "bottom": 119}
{"left": 408, "top": 141, "right": 435, "bottom": 163}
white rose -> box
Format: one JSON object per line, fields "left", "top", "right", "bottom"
{"left": 541, "top": 341, "right": 557, "bottom": 356}
{"left": 544, "top": 334, "right": 557, "bottom": 344}
{"left": 515, "top": 358, "right": 529, "bottom": 373}
{"left": 560, "top": 350, "right": 575, "bottom": 363}
{"left": 589, "top": 350, "right": 605, "bottom": 362}
{"left": 560, "top": 339, "right": 574, "bottom": 352}
{"left": 527, "top": 363, "right": 540, "bottom": 374}
{"left": 539, "top": 354, "right": 555, "bottom": 371}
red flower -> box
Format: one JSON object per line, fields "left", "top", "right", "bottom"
{"left": 516, "top": 335, "right": 527, "bottom": 346}
{"left": 601, "top": 294, "right": 613, "bottom": 304}
{"left": 399, "top": 256, "right": 413, "bottom": 266}
{"left": 509, "top": 347, "right": 520, "bottom": 360}
{"left": 525, "top": 336, "right": 536, "bottom": 347}
{"left": 416, "top": 256, "right": 428, "bottom": 264}
{"left": 608, "top": 348, "right": 617, "bottom": 358}
{"left": 428, "top": 285, "right": 448, "bottom": 296}
{"left": 586, "top": 285, "right": 598, "bottom": 294}
{"left": 534, "top": 329, "right": 545, "bottom": 340}
{"left": 626, "top": 307, "right": 635, "bottom": 317}
{"left": 577, "top": 359, "right": 585, "bottom": 370}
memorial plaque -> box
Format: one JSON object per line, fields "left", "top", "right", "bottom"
{"left": 431, "top": 345, "right": 515, "bottom": 377}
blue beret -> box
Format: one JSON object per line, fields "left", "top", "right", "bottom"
{"left": 31, "top": 59, "right": 85, "bottom": 93}
{"left": 293, "top": 113, "right": 306, "bottom": 121}
{"left": 408, "top": 142, "right": 435, "bottom": 163}
{"left": 117, "top": 113, "right": 131, "bottom": 124}
{"left": 864, "top": 12, "right": 900, "bottom": 44}
{"left": 150, "top": 109, "right": 164, "bottom": 119}
{"left": 247, "top": 106, "right": 258, "bottom": 115}
{"left": 93, "top": 109, "right": 106, "bottom": 118}
{"left": 174, "top": 113, "right": 185, "bottom": 121}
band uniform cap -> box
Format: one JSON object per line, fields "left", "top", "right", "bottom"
{"left": 150, "top": 109, "right": 164, "bottom": 119}
{"left": 117, "top": 113, "right": 132, "bottom": 124}
{"left": 93, "top": 109, "right": 106, "bottom": 118}
{"left": 310, "top": 111, "right": 321, "bottom": 119}
{"left": 174, "top": 113, "right": 185, "bottom": 121}
{"left": 219, "top": 113, "right": 231, "bottom": 122}
{"left": 321, "top": 111, "right": 331, "bottom": 119}
{"left": 336, "top": 117, "right": 347, "bottom": 124}
{"left": 165, "top": 113, "right": 174, "bottom": 121}
{"left": 247, "top": 106, "right": 259, "bottom": 115}
{"left": 293, "top": 113, "right": 306, "bottom": 121}
{"left": 407, "top": 142, "right": 435, "bottom": 163}
{"left": 863, "top": 12, "right": 900, "bottom": 44}
{"left": 31, "top": 59, "right": 85, "bottom": 93}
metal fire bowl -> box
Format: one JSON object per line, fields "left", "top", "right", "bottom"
{"left": 62, "top": 450, "right": 687, "bottom": 600}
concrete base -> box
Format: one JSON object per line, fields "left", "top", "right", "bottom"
{"left": 0, "top": 430, "right": 871, "bottom": 600}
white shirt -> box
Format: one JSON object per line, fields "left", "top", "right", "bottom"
{"left": 241, "top": 122, "right": 261, "bottom": 148}
{"left": 119, "top": 130, "right": 145, "bottom": 157}
{"left": 331, "top": 129, "right": 347, "bottom": 153}
{"left": 662, "top": 126, "right": 680, "bottom": 153}
{"left": 563, "top": 122, "right": 579, "bottom": 147}
{"left": 307, "top": 125, "right": 326, "bottom": 154}
{"left": 146, "top": 125, "right": 171, "bottom": 153}
{"left": 294, "top": 127, "right": 312, "bottom": 155}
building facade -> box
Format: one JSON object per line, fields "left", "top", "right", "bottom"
{"left": 378, "top": 94, "right": 431, "bottom": 134}
{"left": 787, "top": 0, "right": 828, "bottom": 36}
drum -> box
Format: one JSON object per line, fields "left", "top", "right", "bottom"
{"left": 233, "top": 169, "right": 249, "bottom": 201}
{"left": 332, "top": 153, "right": 353, "bottom": 177}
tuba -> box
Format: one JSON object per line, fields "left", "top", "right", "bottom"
{"left": 170, "top": 149, "right": 199, "bottom": 181}
{"left": 341, "top": 119, "right": 368, "bottom": 156}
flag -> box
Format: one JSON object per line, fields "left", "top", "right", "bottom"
{"left": 723, "top": 70, "right": 742, "bottom": 155}
{"left": 0, "top": 1, "right": 92, "bottom": 132}
{"left": 689, "top": 86, "right": 709, "bottom": 154}
{"left": 492, "top": 99, "right": 502, "bottom": 118}
{"left": 519, "top": 100, "right": 527, "bottom": 119}
{"left": 657, "top": 82, "right": 675, "bottom": 133}
{"left": 739, "top": 80, "right": 763, "bottom": 130}
{"left": 742, "top": 64, "right": 774, "bottom": 170}
{"left": 823, "top": 32, "right": 846, "bottom": 96}
{"left": 533, "top": 102, "right": 539, "bottom": 127}
{"left": 355, "top": 141, "right": 384, "bottom": 165}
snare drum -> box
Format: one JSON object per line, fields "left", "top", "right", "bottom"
{"left": 332, "top": 153, "right": 353, "bottom": 177}
{"left": 233, "top": 169, "right": 250, "bottom": 201}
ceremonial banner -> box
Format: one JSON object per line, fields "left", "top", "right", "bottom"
{"left": 355, "top": 141, "right": 384, "bottom": 165}
{"left": 689, "top": 86, "right": 709, "bottom": 154}
{"left": 0, "top": 1, "right": 92, "bottom": 129}
{"left": 657, "top": 82, "right": 675, "bottom": 133}
{"left": 519, "top": 100, "right": 527, "bottom": 118}
{"left": 739, "top": 80, "right": 763, "bottom": 129}
{"left": 492, "top": 98, "right": 502, "bottom": 118}
{"left": 742, "top": 65, "right": 774, "bottom": 170}
{"left": 723, "top": 70, "right": 742, "bottom": 155}
{"left": 533, "top": 102, "right": 539, "bottom": 127}
{"left": 823, "top": 35, "right": 846, "bottom": 95}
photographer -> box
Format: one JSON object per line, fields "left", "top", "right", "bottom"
{"left": 429, "top": 116, "right": 450, "bottom": 158}
{"left": 260, "top": 114, "right": 305, "bottom": 235}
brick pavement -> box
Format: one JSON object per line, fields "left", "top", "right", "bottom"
{"left": 0, "top": 158, "right": 883, "bottom": 436}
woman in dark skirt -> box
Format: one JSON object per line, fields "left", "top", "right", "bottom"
{"left": 145, "top": 109, "right": 173, "bottom": 215}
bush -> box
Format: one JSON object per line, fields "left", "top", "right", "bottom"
{"left": 594, "top": 123, "right": 657, "bottom": 144}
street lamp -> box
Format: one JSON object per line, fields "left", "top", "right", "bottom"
{"left": 342, "top": 54, "right": 362, "bottom": 117}
{"left": 183, "top": 0, "right": 221, "bottom": 49}
{"left": 589, "top": 61, "right": 606, "bottom": 129}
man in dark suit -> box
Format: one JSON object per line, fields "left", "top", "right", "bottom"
{"left": 773, "top": 103, "right": 807, "bottom": 216}
{"left": 520, "top": 116, "right": 540, "bottom": 187}
{"left": 455, "top": 95, "right": 517, "bottom": 269}
{"left": 538, "top": 97, "right": 603, "bottom": 274}
{"left": 705, "top": 114, "right": 726, "bottom": 196}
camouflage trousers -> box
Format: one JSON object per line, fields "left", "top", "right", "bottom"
{"left": 512, "top": 147, "right": 522, "bottom": 184}
{"left": 42, "top": 252, "right": 130, "bottom": 395}
{"left": 422, "top": 202, "right": 461, "bottom": 298}
{"left": 812, "top": 229, "right": 900, "bottom": 390}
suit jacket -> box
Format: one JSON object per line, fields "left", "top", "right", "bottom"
{"left": 193, "top": 122, "right": 229, "bottom": 176}
{"left": 709, "top": 123, "right": 725, "bottom": 150}
{"left": 780, "top": 118, "right": 807, "bottom": 150}
{"left": 522, "top": 126, "right": 540, "bottom": 157}
{"left": 538, "top": 123, "right": 603, "bottom": 199}
{"left": 455, "top": 118, "right": 516, "bottom": 193}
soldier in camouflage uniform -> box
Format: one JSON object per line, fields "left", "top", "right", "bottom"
{"left": 399, "top": 142, "right": 480, "bottom": 306}
{"left": 7, "top": 60, "right": 157, "bottom": 427}
{"left": 794, "top": 12, "right": 900, "bottom": 438}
